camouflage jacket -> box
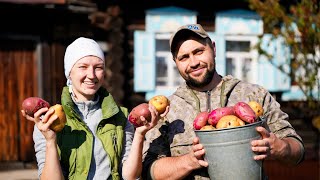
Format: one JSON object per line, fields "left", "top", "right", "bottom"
{"left": 141, "top": 75, "right": 304, "bottom": 180}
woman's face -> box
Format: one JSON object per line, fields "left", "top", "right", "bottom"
{"left": 69, "top": 56, "right": 105, "bottom": 101}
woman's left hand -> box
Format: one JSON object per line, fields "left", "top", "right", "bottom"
{"left": 135, "top": 104, "right": 169, "bottom": 135}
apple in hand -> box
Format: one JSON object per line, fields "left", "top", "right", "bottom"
{"left": 48, "top": 104, "right": 67, "bottom": 132}
{"left": 149, "top": 95, "right": 170, "bottom": 114}
{"left": 22, "top": 97, "right": 66, "bottom": 132}
{"left": 128, "top": 103, "right": 152, "bottom": 127}
{"left": 216, "top": 115, "right": 245, "bottom": 129}
{"left": 22, "top": 97, "right": 50, "bottom": 117}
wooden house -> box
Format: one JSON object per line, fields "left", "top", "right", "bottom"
{"left": 0, "top": 0, "right": 318, "bottom": 179}
{"left": 0, "top": 0, "right": 126, "bottom": 163}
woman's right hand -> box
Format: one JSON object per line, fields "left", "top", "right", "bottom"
{"left": 21, "top": 107, "right": 58, "bottom": 141}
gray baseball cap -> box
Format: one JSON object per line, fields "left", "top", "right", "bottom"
{"left": 169, "top": 24, "right": 209, "bottom": 54}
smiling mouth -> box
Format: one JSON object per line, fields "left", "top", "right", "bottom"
{"left": 83, "top": 82, "right": 97, "bottom": 87}
{"left": 84, "top": 81, "right": 96, "bottom": 84}
{"left": 189, "top": 68, "right": 205, "bottom": 76}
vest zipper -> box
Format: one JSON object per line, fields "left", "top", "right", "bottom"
{"left": 189, "top": 89, "right": 212, "bottom": 113}
{"left": 206, "top": 91, "right": 211, "bottom": 112}
{"left": 113, "top": 133, "right": 118, "bottom": 155}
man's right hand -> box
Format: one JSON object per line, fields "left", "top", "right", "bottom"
{"left": 190, "top": 137, "right": 209, "bottom": 168}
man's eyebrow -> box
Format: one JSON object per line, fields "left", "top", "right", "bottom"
{"left": 177, "top": 53, "right": 188, "bottom": 60}
{"left": 191, "top": 46, "right": 205, "bottom": 53}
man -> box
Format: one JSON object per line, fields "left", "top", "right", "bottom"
{"left": 141, "top": 24, "right": 305, "bottom": 179}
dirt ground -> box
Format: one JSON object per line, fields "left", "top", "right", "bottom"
{"left": 0, "top": 169, "right": 38, "bottom": 180}
{"left": 0, "top": 162, "right": 38, "bottom": 180}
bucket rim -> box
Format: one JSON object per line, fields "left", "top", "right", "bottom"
{"left": 194, "top": 119, "right": 263, "bottom": 132}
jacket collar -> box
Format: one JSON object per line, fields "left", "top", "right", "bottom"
{"left": 61, "top": 86, "right": 120, "bottom": 120}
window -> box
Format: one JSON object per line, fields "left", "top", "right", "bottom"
{"left": 225, "top": 36, "right": 258, "bottom": 83}
{"left": 155, "top": 33, "right": 184, "bottom": 89}
{"left": 156, "top": 55, "right": 168, "bottom": 86}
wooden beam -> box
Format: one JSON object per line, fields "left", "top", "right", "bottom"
{"left": 0, "top": 0, "right": 65, "bottom": 4}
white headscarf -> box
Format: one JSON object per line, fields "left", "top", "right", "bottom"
{"left": 64, "top": 37, "right": 105, "bottom": 86}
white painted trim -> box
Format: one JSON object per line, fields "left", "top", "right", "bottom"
{"left": 225, "top": 35, "right": 259, "bottom": 83}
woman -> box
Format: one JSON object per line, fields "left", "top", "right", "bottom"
{"left": 21, "top": 37, "right": 166, "bottom": 180}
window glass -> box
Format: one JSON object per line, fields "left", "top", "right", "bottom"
{"left": 242, "top": 58, "right": 252, "bottom": 82}
{"left": 226, "top": 41, "right": 250, "bottom": 52}
{"left": 156, "top": 39, "right": 170, "bottom": 51}
{"left": 226, "top": 58, "right": 235, "bottom": 76}
{"left": 156, "top": 56, "right": 167, "bottom": 86}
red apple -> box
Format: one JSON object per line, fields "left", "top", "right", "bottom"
{"left": 193, "top": 111, "right": 210, "bottom": 130}
{"left": 128, "top": 103, "right": 152, "bottom": 127}
{"left": 208, "top": 106, "right": 234, "bottom": 126}
{"left": 21, "top": 97, "right": 50, "bottom": 117}
{"left": 234, "top": 102, "right": 257, "bottom": 123}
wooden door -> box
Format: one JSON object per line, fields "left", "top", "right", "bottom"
{"left": 0, "top": 40, "right": 38, "bottom": 162}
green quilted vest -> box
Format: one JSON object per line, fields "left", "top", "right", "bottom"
{"left": 56, "top": 87, "right": 128, "bottom": 180}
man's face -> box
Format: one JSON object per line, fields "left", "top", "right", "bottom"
{"left": 174, "top": 37, "right": 216, "bottom": 88}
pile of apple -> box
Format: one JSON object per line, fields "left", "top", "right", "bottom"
{"left": 128, "top": 95, "right": 170, "bottom": 127}
{"left": 194, "top": 101, "right": 263, "bottom": 130}
{"left": 21, "top": 97, "right": 67, "bottom": 132}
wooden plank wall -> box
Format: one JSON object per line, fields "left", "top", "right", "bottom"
{"left": 41, "top": 42, "right": 66, "bottom": 105}
{"left": 0, "top": 41, "right": 37, "bottom": 161}
{"left": 0, "top": 41, "right": 66, "bottom": 162}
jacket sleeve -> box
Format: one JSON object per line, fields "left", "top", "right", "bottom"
{"left": 141, "top": 122, "right": 171, "bottom": 180}
{"left": 33, "top": 125, "right": 46, "bottom": 178}
{"left": 262, "top": 91, "right": 305, "bottom": 164}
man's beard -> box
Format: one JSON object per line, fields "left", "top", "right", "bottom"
{"left": 186, "top": 68, "right": 215, "bottom": 88}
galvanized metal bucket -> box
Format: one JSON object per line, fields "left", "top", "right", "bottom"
{"left": 195, "top": 120, "right": 263, "bottom": 180}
